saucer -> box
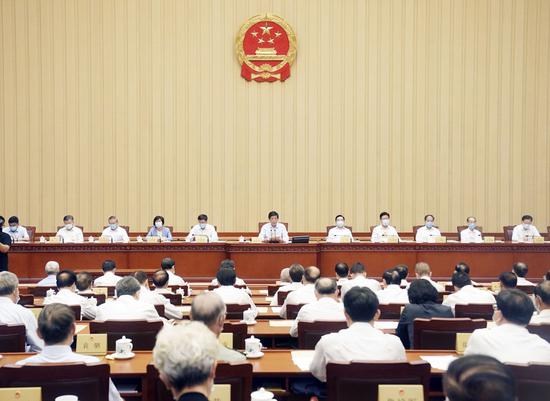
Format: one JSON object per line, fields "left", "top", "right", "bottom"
{"left": 245, "top": 351, "right": 264, "bottom": 359}
{"left": 107, "top": 352, "right": 135, "bottom": 360}
{"left": 240, "top": 320, "right": 257, "bottom": 325}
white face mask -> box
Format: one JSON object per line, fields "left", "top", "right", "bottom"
{"left": 523, "top": 223, "right": 531, "bottom": 230}
{"left": 336, "top": 220, "right": 345, "bottom": 228}
{"left": 199, "top": 223, "right": 206, "bottom": 229}
{"left": 155, "top": 221, "right": 163, "bottom": 229}
{"left": 381, "top": 218, "right": 390, "bottom": 227}
{"left": 110, "top": 224, "right": 118, "bottom": 230}
{"left": 65, "top": 223, "right": 73, "bottom": 230}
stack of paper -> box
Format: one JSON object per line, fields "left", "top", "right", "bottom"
{"left": 269, "top": 320, "right": 294, "bottom": 327}
{"left": 374, "top": 321, "right": 399, "bottom": 330}
{"left": 271, "top": 307, "right": 282, "bottom": 314}
{"left": 420, "top": 355, "right": 457, "bottom": 371}
{"left": 291, "top": 350, "right": 315, "bottom": 371}
{"left": 256, "top": 307, "right": 268, "bottom": 313}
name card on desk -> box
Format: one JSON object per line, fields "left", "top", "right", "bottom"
{"left": 386, "top": 235, "right": 399, "bottom": 243}
{"left": 533, "top": 236, "right": 545, "bottom": 244}
{"left": 219, "top": 333, "right": 234, "bottom": 348}
{"left": 209, "top": 384, "right": 231, "bottom": 401}
{"left": 378, "top": 384, "right": 423, "bottom": 401}
{"left": 194, "top": 235, "right": 209, "bottom": 243}
{"left": 76, "top": 333, "right": 107, "bottom": 355}
{"left": 146, "top": 236, "right": 161, "bottom": 243}
{"left": 98, "top": 236, "right": 111, "bottom": 243}
{"left": 91, "top": 287, "right": 108, "bottom": 297}
{"left": 250, "top": 237, "right": 262, "bottom": 243}
{"left": 483, "top": 236, "right": 495, "bottom": 243}
{"left": 0, "top": 387, "right": 41, "bottom": 401}
{"left": 339, "top": 236, "right": 352, "bottom": 243}
{"left": 455, "top": 332, "right": 471, "bottom": 355}
{"left": 490, "top": 282, "right": 501, "bottom": 292}
{"left": 434, "top": 236, "right": 447, "bottom": 243}
{"left": 48, "top": 236, "right": 61, "bottom": 243}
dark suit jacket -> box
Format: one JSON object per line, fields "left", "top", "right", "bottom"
{"left": 178, "top": 392, "right": 209, "bottom": 401}
{"left": 396, "top": 302, "right": 454, "bottom": 348}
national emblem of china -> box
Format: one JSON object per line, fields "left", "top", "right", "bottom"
{"left": 236, "top": 14, "right": 297, "bottom": 82}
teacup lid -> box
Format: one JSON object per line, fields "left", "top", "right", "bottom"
{"left": 251, "top": 387, "right": 274, "bottom": 400}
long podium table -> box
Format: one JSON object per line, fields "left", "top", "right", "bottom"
{"left": 9, "top": 242, "right": 550, "bottom": 281}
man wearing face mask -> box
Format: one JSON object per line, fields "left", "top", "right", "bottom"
{"left": 186, "top": 214, "right": 219, "bottom": 242}
{"left": 415, "top": 214, "right": 441, "bottom": 243}
{"left": 101, "top": 216, "right": 129, "bottom": 243}
{"left": 55, "top": 215, "right": 84, "bottom": 243}
{"left": 326, "top": 215, "right": 354, "bottom": 243}
{"left": 371, "top": 212, "right": 400, "bottom": 243}
{"left": 511, "top": 214, "right": 541, "bottom": 242}
{"left": 0, "top": 216, "right": 12, "bottom": 272}
{"left": 2, "top": 216, "right": 30, "bottom": 241}
{"left": 460, "top": 216, "right": 483, "bottom": 243}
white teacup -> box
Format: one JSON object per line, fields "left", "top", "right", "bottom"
{"left": 115, "top": 336, "right": 133, "bottom": 356}
{"left": 245, "top": 336, "right": 262, "bottom": 355}
{"left": 243, "top": 308, "right": 257, "bottom": 323}
{"left": 251, "top": 387, "right": 275, "bottom": 401}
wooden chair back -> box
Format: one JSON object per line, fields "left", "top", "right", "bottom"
{"left": 222, "top": 322, "right": 248, "bottom": 349}
{"left": 527, "top": 323, "right": 550, "bottom": 344}
{"left": 413, "top": 318, "right": 487, "bottom": 349}
{"left": 454, "top": 303, "right": 495, "bottom": 320}
{"left": 0, "top": 324, "right": 26, "bottom": 352}
{"left": 225, "top": 304, "right": 250, "bottom": 320}
{"left": 378, "top": 304, "right": 405, "bottom": 320}
{"left": 507, "top": 363, "right": 550, "bottom": 401}
{"left": 298, "top": 321, "right": 348, "bottom": 349}
{"left": 503, "top": 225, "right": 515, "bottom": 241}
{"left": 89, "top": 320, "right": 163, "bottom": 351}
{"left": 286, "top": 303, "right": 306, "bottom": 320}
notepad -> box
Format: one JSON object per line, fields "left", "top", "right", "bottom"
{"left": 271, "top": 307, "right": 282, "bottom": 314}
{"left": 178, "top": 306, "right": 192, "bottom": 313}
{"left": 420, "top": 355, "right": 457, "bottom": 371}
{"left": 374, "top": 321, "right": 399, "bottom": 330}
{"left": 269, "top": 320, "right": 294, "bottom": 327}
{"left": 256, "top": 307, "right": 268, "bottom": 313}
{"left": 259, "top": 290, "right": 268, "bottom": 295}
{"left": 291, "top": 350, "right": 314, "bottom": 371}
{"left": 265, "top": 296, "right": 274, "bottom": 301}
{"left": 75, "top": 324, "right": 87, "bottom": 334}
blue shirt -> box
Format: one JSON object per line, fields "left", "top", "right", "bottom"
{"left": 146, "top": 227, "right": 173, "bottom": 240}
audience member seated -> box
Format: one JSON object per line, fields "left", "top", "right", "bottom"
{"left": 161, "top": 257, "right": 187, "bottom": 286}
{"left": 153, "top": 321, "right": 218, "bottom": 401}
{"left": 290, "top": 278, "right": 345, "bottom": 337}
{"left": 210, "top": 259, "right": 249, "bottom": 293}
{"left": 412, "top": 262, "right": 444, "bottom": 292}
{"left": 545, "top": 270, "right": 550, "bottom": 281}
{"left": 396, "top": 279, "right": 453, "bottom": 349}
{"left": 0, "top": 271, "right": 43, "bottom": 351}
{"left": 190, "top": 292, "right": 246, "bottom": 362}
{"left": 280, "top": 266, "right": 320, "bottom": 318}
{"left": 309, "top": 286, "right": 406, "bottom": 382}
{"left": 93, "top": 260, "right": 122, "bottom": 287}
{"left": 377, "top": 269, "right": 409, "bottom": 304}
{"left": 271, "top": 263, "right": 304, "bottom": 306}
{"left": 454, "top": 262, "right": 479, "bottom": 285}
{"left": 513, "top": 262, "right": 535, "bottom": 286}
{"left": 278, "top": 267, "right": 291, "bottom": 284}
{"left": 531, "top": 280, "right": 550, "bottom": 324}
{"left": 212, "top": 268, "right": 255, "bottom": 310}
{"left": 339, "top": 262, "right": 381, "bottom": 299}
{"left": 76, "top": 271, "right": 94, "bottom": 294}
{"left": 499, "top": 271, "right": 518, "bottom": 291}
{"left": 43, "top": 270, "right": 97, "bottom": 319}
{"left": 395, "top": 264, "right": 409, "bottom": 286}
{"left": 443, "top": 272, "right": 495, "bottom": 312}
{"left": 95, "top": 277, "right": 161, "bottom": 321}
{"left": 37, "top": 261, "right": 60, "bottom": 286}
{"left": 334, "top": 262, "right": 349, "bottom": 285}
{"left": 443, "top": 355, "right": 516, "bottom": 401}
{"left": 465, "top": 289, "right": 550, "bottom": 363}
{"left": 16, "top": 304, "right": 122, "bottom": 401}
{"left": 137, "top": 270, "right": 183, "bottom": 320}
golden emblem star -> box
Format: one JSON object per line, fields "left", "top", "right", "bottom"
{"left": 260, "top": 23, "right": 273, "bottom": 35}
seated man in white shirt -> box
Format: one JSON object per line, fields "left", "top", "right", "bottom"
{"left": 465, "top": 289, "right": 550, "bottom": 363}
{"left": 43, "top": 270, "right": 97, "bottom": 319}
{"left": 186, "top": 213, "right": 219, "bottom": 242}
{"left": 371, "top": 212, "right": 400, "bottom": 243}
{"left": 161, "top": 257, "right": 187, "bottom": 286}
{"left": 415, "top": 214, "right": 441, "bottom": 243}
{"left": 17, "top": 304, "right": 122, "bottom": 401}
{"left": 55, "top": 215, "right": 84, "bottom": 243}
{"left": 413, "top": 262, "right": 444, "bottom": 292}
{"left": 280, "top": 266, "right": 320, "bottom": 318}
{"left": 0, "top": 271, "right": 43, "bottom": 351}
{"left": 271, "top": 263, "right": 304, "bottom": 306}
{"left": 212, "top": 267, "right": 256, "bottom": 310}
{"left": 290, "top": 278, "right": 345, "bottom": 337}
{"left": 454, "top": 262, "right": 479, "bottom": 285}
{"left": 339, "top": 262, "right": 381, "bottom": 300}
{"left": 513, "top": 262, "right": 535, "bottom": 286}
{"left": 101, "top": 216, "right": 129, "bottom": 243}
{"left": 443, "top": 272, "right": 495, "bottom": 312}
{"left": 135, "top": 270, "right": 183, "bottom": 320}
{"left": 460, "top": 216, "right": 483, "bottom": 243}
{"left": 531, "top": 281, "right": 550, "bottom": 324}
{"left": 93, "top": 260, "right": 123, "bottom": 287}
{"left": 95, "top": 276, "right": 161, "bottom": 321}
{"left": 190, "top": 292, "right": 246, "bottom": 362}
{"left": 36, "top": 260, "right": 60, "bottom": 286}
{"left": 326, "top": 215, "right": 353, "bottom": 243}
{"left": 210, "top": 259, "right": 249, "bottom": 290}
{"left": 511, "top": 214, "right": 541, "bottom": 242}
{"left": 76, "top": 271, "right": 94, "bottom": 294}
{"left": 498, "top": 271, "right": 517, "bottom": 292}
{"left": 395, "top": 264, "right": 409, "bottom": 286}
{"left": 2, "top": 216, "right": 30, "bottom": 241}
{"left": 259, "top": 211, "right": 289, "bottom": 243}
{"left": 377, "top": 269, "right": 409, "bottom": 304}
{"left": 334, "top": 262, "right": 349, "bottom": 285}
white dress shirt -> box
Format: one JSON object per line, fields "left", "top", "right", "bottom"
{"left": 95, "top": 294, "right": 161, "bottom": 321}
{"left": 340, "top": 276, "right": 382, "bottom": 300}
{"left": 337, "top": 278, "right": 349, "bottom": 286}
{"left": 37, "top": 274, "right": 57, "bottom": 287}
{"left": 139, "top": 286, "right": 183, "bottom": 320}
{"left": 259, "top": 223, "right": 289, "bottom": 243}
{"left": 16, "top": 345, "right": 122, "bottom": 401}
{"left": 166, "top": 271, "right": 187, "bottom": 286}
{"left": 442, "top": 285, "right": 496, "bottom": 312}
{"left": 55, "top": 226, "right": 84, "bottom": 243}
{"left": 512, "top": 224, "right": 541, "bottom": 242}
{"left": 100, "top": 226, "right": 129, "bottom": 243}
{"left": 290, "top": 297, "right": 345, "bottom": 337}
{"left": 43, "top": 288, "right": 98, "bottom": 320}
{"left": 310, "top": 322, "right": 406, "bottom": 382}
{"left": 2, "top": 226, "right": 30, "bottom": 241}
{"left": 531, "top": 309, "right": 550, "bottom": 324}
{"left": 415, "top": 226, "right": 442, "bottom": 243}
{"left": 417, "top": 276, "right": 445, "bottom": 292}
{"left": 465, "top": 323, "right": 550, "bottom": 363}
{"left": 516, "top": 277, "right": 535, "bottom": 286}
{"left": 326, "top": 227, "right": 354, "bottom": 243}
{"left": 186, "top": 224, "right": 219, "bottom": 242}
{"left": 211, "top": 277, "right": 247, "bottom": 287}
{"left": 0, "top": 297, "right": 43, "bottom": 351}
{"left": 460, "top": 228, "right": 483, "bottom": 243}
{"left": 270, "top": 282, "right": 303, "bottom": 306}
{"left": 376, "top": 285, "right": 409, "bottom": 304}
{"left": 280, "top": 284, "right": 317, "bottom": 318}
{"left": 212, "top": 286, "right": 256, "bottom": 310}
{"left": 371, "top": 225, "right": 400, "bottom": 243}
{"left": 93, "top": 271, "right": 123, "bottom": 287}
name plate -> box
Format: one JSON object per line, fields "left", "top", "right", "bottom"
{"left": 146, "top": 236, "right": 161, "bottom": 243}
{"left": 378, "top": 384, "right": 423, "bottom": 401}
{"left": 91, "top": 287, "right": 108, "bottom": 297}
{"left": 434, "top": 236, "right": 447, "bottom": 243}
{"left": 219, "top": 333, "right": 234, "bottom": 349}
{"left": 209, "top": 384, "right": 231, "bottom": 401}
{"left": 386, "top": 235, "right": 399, "bottom": 243}
{"left": 250, "top": 237, "right": 262, "bottom": 243}
{"left": 339, "top": 235, "right": 352, "bottom": 243}
{"left": 490, "top": 282, "right": 501, "bottom": 292}
{"left": 455, "top": 332, "right": 471, "bottom": 355}
{"left": 194, "top": 235, "right": 209, "bottom": 243}
{"left": 76, "top": 333, "right": 107, "bottom": 355}
{"left": 483, "top": 236, "right": 495, "bottom": 243}
{"left": 98, "top": 236, "right": 111, "bottom": 243}
{"left": 28, "top": 308, "right": 43, "bottom": 320}
{"left": 533, "top": 236, "right": 545, "bottom": 244}
{"left": 0, "top": 387, "right": 41, "bottom": 401}
{"left": 48, "top": 236, "right": 61, "bottom": 243}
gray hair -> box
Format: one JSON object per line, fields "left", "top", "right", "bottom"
{"left": 153, "top": 321, "right": 218, "bottom": 393}
{"left": 315, "top": 277, "right": 338, "bottom": 295}
{"left": 0, "top": 271, "right": 19, "bottom": 296}
{"left": 279, "top": 267, "right": 291, "bottom": 283}
{"left": 191, "top": 292, "right": 226, "bottom": 327}
{"left": 115, "top": 276, "right": 141, "bottom": 297}
{"left": 45, "top": 261, "right": 60, "bottom": 275}
{"left": 415, "top": 262, "right": 431, "bottom": 277}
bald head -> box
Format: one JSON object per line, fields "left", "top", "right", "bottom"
{"left": 315, "top": 278, "right": 338, "bottom": 299}
{"left": 190, "top": 292, "right": 226, "bottom": 337}
{"left": 280, "top": 267, "right": 291, "bottom": 283}
{"left": 304, "top": 266, "right": 321, "bottom": 284}
{"left": 45, "top": 261, "right": 60, "bottom": 275}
